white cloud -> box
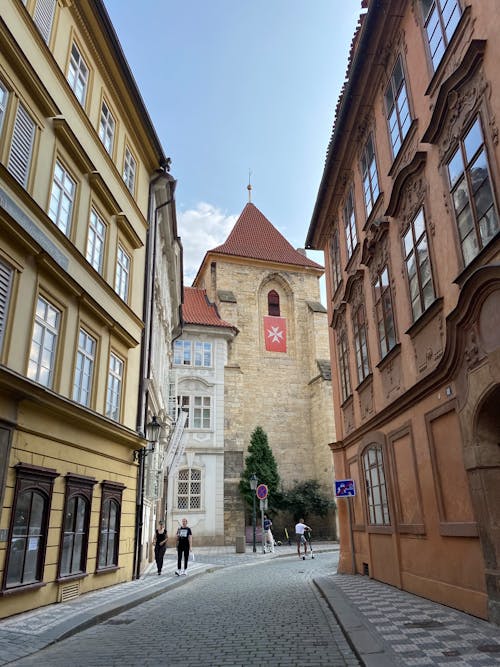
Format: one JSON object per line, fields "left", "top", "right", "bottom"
{"left": 178, "top": 202, "right": 237, "bottom": 286}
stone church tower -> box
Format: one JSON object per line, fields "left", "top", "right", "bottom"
{"left": 193, "top": 201, "right": 336, "bottom": 542}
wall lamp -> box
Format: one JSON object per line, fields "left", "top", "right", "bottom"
{"left": 134, "top": 415, "right": 162, "bottom": 461}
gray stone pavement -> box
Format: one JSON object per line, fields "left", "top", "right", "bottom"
{"left": 0, "top": 541, "right": 498, "bottom": 666}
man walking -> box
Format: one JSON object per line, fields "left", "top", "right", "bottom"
{"left": 295, "top": 518, "right": 311, "bottom": 560}
{"left": 263, "top": 514, "right": 274, "bottom": 553}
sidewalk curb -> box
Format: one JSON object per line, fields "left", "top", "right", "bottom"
{"left": 314, "top": 575, "right": 398, "bottom": 667}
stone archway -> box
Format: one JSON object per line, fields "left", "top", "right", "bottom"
{"left": 472, "top": 384, "right": 500, "bottom": 624}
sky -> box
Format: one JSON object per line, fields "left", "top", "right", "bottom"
{"left": 103, "top": 1, "right": 364, "bottom": 294}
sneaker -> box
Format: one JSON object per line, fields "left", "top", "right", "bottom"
{"left": 181, "top": 570, "right": 187, "bottom": 576}
{"left": 175, "top": 570, "right": 180, "bottom": 576}
{"left": 302, "top": 555, "right": 305, "bottom": 560}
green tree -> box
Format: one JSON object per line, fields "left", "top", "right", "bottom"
{"left": 281, "top": 479, "right": 334, "bottom": 522}
{"left": 239, "top": 426, "right": 281, "bottom": 510}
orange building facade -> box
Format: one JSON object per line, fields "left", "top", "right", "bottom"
{"left": 306, "top": 0, "right": 500, "bottom": 622}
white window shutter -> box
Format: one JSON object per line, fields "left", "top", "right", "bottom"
{"left": 0, "top": 260, "right": 13, "bottom": 353}
{"left": 33, "top": 0, "right": 56, "bottom": 44}
{"left": 7, "top": 103, "right": 35, "bottom": 187}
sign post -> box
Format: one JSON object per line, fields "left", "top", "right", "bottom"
{"left": 334, "top": 479, "right": 357, "bottom": 574}
{"left": 256, "top": 485, "right": 268, "bottom": 554}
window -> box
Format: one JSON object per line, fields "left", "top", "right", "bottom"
{"left": 106, "top": 352, "right": 123, "bottom": 421}
{"left": 33, "top": 0, "right": 56, "bottom": 44}
{"left": 385, "top": 56, "right": 411, "bottom": 158}
{"left": 352, "top": 303, "right": 370, "bottom": 384}
{"left": 73, "top": 328, "right": 96, "bottom": 407}
{"left": 374, "top": 266, "right": 397, "bottom": 358}
{"left": 343, "top": 188, "right": 358, "bottom": 259}
{"left": 97, "top": 481, "right": 124, "bottom": 570}
{"left": 447, "top": 116, "right": 499, "bottom": 267}
{"left": 58, "top": 474, "right": 95, "bottom": 578}
{"left": 48, "top": 161, "right": 76, "bottom": 235}
{"left": 0, "top": 258, "right": 14, "bottom": 354}
{"left": 268, "top": 290, "right": 280, "bottom": 316}
{"left": 330, "top": 230, "right": 342, "bottom": 294}
{"left": 123, "top": 147, "right": 136, "bottom": 194}
{"left": 177, "top": 468, "right": 201, "bottom": 510}
{"left": 99, "top": 100, "right": 115, "bottom": 156}
{"left": 67, "top": 43, "right": 89, "bottom": 106}
{"left": 7, "top": 102, "right": 36, "bottom": 188}
{"left": 173, "top": 340, "right": 212, "bottom": 367}
{"left": 421, "top": 0, "right": 461, "bottom": 71}
{"left": 3, "top": 463, "right": 58, "bottom": 590}
{"left": 361, "top": 134, "right": 380, "bottom": 217}
{"left": 115, "top": 244, "right": 130, "bottom": 301}
{"left": 86, "top": 208, "right": 106, "bottom": 274}
{"left": 178, "top": 395, "right": 211, "bottom": 429}
{"left": 363, "top": 445, "right": 390, "bottom": 525}
{"left": 174, "top": 340, "right": 191, "bottom": 366}
{"left": 28, "top": 295, "right": 60, "bottom": 388}
{"left": 0, "top": 80, "right": 8, "bottom": 135}
{"left": 403, "top": 208, "right": 435, "bottom": 321}
{"left": 337, "top": 330, "right": 352, "bottom": 402}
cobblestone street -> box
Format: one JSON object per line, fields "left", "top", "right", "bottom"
{"left": 9, "top": 552, "right": 358, "bottom": 667}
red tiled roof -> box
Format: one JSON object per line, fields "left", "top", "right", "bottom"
{"left": 182, "top": 287, "right": 236, "bottom": 330}
{"left": 209, "top": 203, "right": 323, "bottom": 269}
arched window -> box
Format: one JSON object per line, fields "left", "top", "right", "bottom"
{"left": 363, "top": 445, "right": 390, "bottom": 525}
{"left": 3, "top": 463, "right": 58, "bottom": 590}
{"left": 97, "top": 481, "right": 124, "bottom": 570}
{"left": 268, "top": 290, "right": 280, "bottom": 316}
{"left": 177, "top": 468, "right": 202, "bottom": 510}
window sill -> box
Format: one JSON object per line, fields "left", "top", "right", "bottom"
{"left": 355, "top": 372, "right": 373, "bottom": 394}
{"left": 340, "top": 394, "right": 354, "bottom": 410}
{"left": 345, "top": 244, "right": 361, "bottom": 273}
{"left": 1, "top": 581, "right": 46, "bottom": 596}
{"left": 404, "top": 297, "right": 443, "bottom": 339}
{"left": 95, "top": 565, "right": 120, "bottom": 575}
{"left": 362, "top": 192, "right": 384, "bottom": 232}
{"left": 397, "top": 523, "right": 426, "bottom": 536}
{"left": 366, "top": 524, "right": 393, "bottom": 535}
{"left": 453, "top": 230, "right": 500, "bottom": 288}
{"left": 376, "top": 343, "right": 401, "bottom": 371}
{"left": 56, "top": 572, "right": 88, "bottom": 584}
{"left": 439, "top": 522, "right": 478, "bottom": 538}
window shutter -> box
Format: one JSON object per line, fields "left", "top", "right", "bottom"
{"left": 0, "top": 260, "right": 13, "bottom": 353}
{"left": 7, "top": 103, "right": 35, "bottom": 187}
{"left": 33, "top": 0, "right": 56, "bottom": 44}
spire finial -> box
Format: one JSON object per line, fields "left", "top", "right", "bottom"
{"left": 247, "top": 169, "right": 252, "bottom": 203}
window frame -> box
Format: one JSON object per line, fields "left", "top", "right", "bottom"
{"left": 374, "top": 265, "right": 397, "bottom": 359}
{"left": 363, "top": 445, "right": 391, "bottom": 526}
{"left": 402, "top": 208, "right": 436, "bottom": 322}
{"left": 122, "top": 145, "right": 137, "bottom": 195}
{"left": 99, "top": 99, "right": 116, "bottom": 157}
{"left": 27, "top": 294, "right": 61, "bottom": 388}
{"left": 329, "top": 229, "right": 342, "bottom": 294}
{"left": 421, "top": 0, "right": 462, "bottom": 72}
{"left": 7, "top": 101, "right": 36, "bottom": 189}
{"left": 86, "top": 207, "right": 107, "bottom": 274}
{"left": 57, "top": 474, "right": 96, "bottom": 580}
{"left": 178, "top": 394, "right": 212, "bottom": 430}
{"left": 67, "top": 42, "right": 89, "bottom": 107}
{"left": 33, "top": 0, "right": 57, "bottom": 45}
{"left": 2, "top": 463, "right": 58, "bottom": 592}
{"left": 0, "top": 79, "right": 9, "bottom": 137}
{"left": 73, "top": 327, "right": 97, "bottom": 408}
{"left": 446, "top": 115, "right": 500, "bottom": 268}
{"left": 337, "top": 329, "right": 352, "bottom": 403}
{"left": 361, "top": 133, "right": 380, "bottom": 218}
{"left": 385, "top": 55, "right": 412, "bottom": 159}
{"left": 105, "top": 351, "right": 124, "bottom": 422}
{"left": 0, "top": 257, "right": 14, "bottom": 355}
{"left": 343, "top": 187, "right": 358, "bottom": 260}
{"left": 115, "top": 243, "right": 130, "bottom": 302}
{"left": 352, "top": 302, "right": 371, "bottom": 385}
{"left": 96, "top": 481, "right": 124, "bottom": 572}
{"left": 176, "top": 467, "right": 202, "bottom": 511}
{"left": 267, "top": 290, "right": 280, "bottom": 316}
{"left": 48, "top": 159, "right": 76, "bottom": 236}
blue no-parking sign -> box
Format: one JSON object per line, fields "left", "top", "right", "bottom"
{"left": 335, "top": 479, "right": 356, "bottom": 497}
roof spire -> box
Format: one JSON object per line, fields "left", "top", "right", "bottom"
{"left": 247, "top": 169, "right": 252, "bottom": 203}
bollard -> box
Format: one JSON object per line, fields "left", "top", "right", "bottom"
{"left": 235, "top": 535, "right": 245, "bottom": 553}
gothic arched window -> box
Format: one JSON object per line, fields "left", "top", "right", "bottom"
{"left": 268, "top": 290, "right": 280, "bottom": 316}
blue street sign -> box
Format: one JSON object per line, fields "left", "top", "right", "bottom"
{"left": 256, "top": 484, "right": 268, "bottom": 500}
{"left": 335, "top": 479, "right": 356, "bottom": 497}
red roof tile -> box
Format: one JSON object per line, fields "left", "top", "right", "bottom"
{"left": 182, "top": 287, "right": 236, "bottom": 330}
{"left": 209, "top": 203, "right": 323, "bottom": 269}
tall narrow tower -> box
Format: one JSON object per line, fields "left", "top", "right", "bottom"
{"left": 193, "top": 202, "right": 336, "bottom": 542}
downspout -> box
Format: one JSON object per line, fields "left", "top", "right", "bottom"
{"left": 133, "top": 163, "right": 176, "bottom": 580}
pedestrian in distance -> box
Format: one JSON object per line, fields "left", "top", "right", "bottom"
{"left": 175, "top": 517, "right": 192, "bottom": 576}
{"left": 295, "top": 518, "right": 312, "bottom": 560}
{"left": 263, "top": 514, "right": 275, "bottom": 553}
{"left": 153, "top": 520, "right": 168, "bottom": 575}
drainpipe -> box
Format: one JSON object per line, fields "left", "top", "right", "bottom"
{"left": 133, "top": 163, "right": 176, "bottom": 580}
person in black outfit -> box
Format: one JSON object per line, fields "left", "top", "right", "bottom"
{"left": 175, "top": 517, "right": 192, "bottom": 576}
{"left": 153, "top": 520, "right": 168, "bottom": 575}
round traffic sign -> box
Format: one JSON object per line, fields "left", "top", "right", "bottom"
{"left": 256, "top": 484, "right": 268, "bottom": 500}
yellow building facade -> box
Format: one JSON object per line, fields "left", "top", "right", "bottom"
{"left": 0, "top": 0, "right": 171, "bottom": 617}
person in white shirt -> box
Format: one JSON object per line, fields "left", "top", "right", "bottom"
{"left": 295, "top": 518, "right": 311, "bottom": 560}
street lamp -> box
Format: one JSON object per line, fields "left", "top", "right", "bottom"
{"left": 249, "top": 473, "right": 258, "bottom": 553}
{"left": 134, "top": 415, "right": 161, "bottom": 461}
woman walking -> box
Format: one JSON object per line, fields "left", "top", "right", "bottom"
{"left": 153, "top": 520, "right": 168, "bottom": 575}
{"left": 175, "top": 517, "right": 192, "bottom": 576}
